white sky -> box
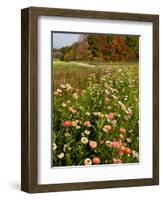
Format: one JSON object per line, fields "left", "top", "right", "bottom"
{"left": 52, "top": 32, "right": 81, "bottom": 49}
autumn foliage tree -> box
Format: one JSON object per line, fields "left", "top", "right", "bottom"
{"left": 53, "top": 34, "right": 139, "bottom": 62}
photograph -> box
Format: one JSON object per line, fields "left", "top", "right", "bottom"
{"left": 52, "top": 32, "right": 139, "bottom": 167}
{"left": 21, "top": 7, "right": 159, "bottom": 193}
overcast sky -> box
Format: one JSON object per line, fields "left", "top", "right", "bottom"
{"left": 52, "top": 32, "right": 81, "bottom": 49}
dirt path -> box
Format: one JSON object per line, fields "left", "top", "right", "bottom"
{"left": 69, "top": 61, "right": 96, "bottom": 68}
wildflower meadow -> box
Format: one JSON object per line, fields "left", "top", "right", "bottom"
{"left": 52, "top": 62, "right": 139, "bottom": 166}
{"left": 52, "top": 33, "right": 139, "bottom": 167}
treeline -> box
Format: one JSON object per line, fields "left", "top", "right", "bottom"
{"left": 53, "top": 34, "right": 139, "bottom": 62}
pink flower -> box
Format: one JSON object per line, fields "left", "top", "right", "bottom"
{"left": 89, "top": 141, "right": 97, "bottom": 149}
{"left": 119, "top": 134, "right": 124, "bottom": 140}
{"left": 119, "top": 128, "right": 126, "bottom": 134}
{"left": 118, "top": 150, "right": 124, "bottom": 156}
{"left": 63, "top": 121, "right": 72, "bottom": 127}
{"left": 118, "top": 140, "right": 123, "bottom": 146}
{"left": 120, "top": 146, "right": 125, "bottom": 152}
{"left": 92, "top": 157, "right": 101, "bottom": 165}
{"left": 123, "top": 147, "right": 132, "bottom": 154}
{"left": 84, "top": 121, "right": 91, "bottom": 127}
{"left": 68, "top": 107, "right": 77, "bottom": 114}
{"left": 107, "top": 112, "right": 114, "bottom": 121}
{"left": 105, "top": 97, "right": 109, "bottom": 103}
{"left": 103, "top": 125, "right": 112, "bottom": 133}
{"left": 100, "top": 140, "right": 104, "bottom": 144}
{"left": 71, "top": 121, "right": 77, "bottom": 127}
{"left": 111, "top": 141, "right": 120, "bottom": 149}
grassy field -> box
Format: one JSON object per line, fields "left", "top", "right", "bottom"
{"left": 53, "top": 61, "right": 102, "bottom": 90}
{"left": 52, "top": 60, "right": 139, "bottom": 166}
{"left": 53, "top": 60, "right": 138, "bottom": 90}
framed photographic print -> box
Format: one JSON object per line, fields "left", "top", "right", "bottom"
{"left": 21, "top": 7, "right": 159, "bottom": 193}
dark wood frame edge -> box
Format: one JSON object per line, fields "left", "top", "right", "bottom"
{"left": 21, "top": 7, "right": 159, "bottom": 193}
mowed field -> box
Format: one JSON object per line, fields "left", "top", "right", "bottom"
{"left": 52, "top": 60, "right": 139, "bottom": 166}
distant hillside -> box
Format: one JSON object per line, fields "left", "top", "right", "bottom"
{"left": 53, "top": 34, "right": 139, "bottom": 62}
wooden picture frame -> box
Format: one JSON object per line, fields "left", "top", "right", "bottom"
{"left": 21, "top": 7, "right": 159, "bottom": 193}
